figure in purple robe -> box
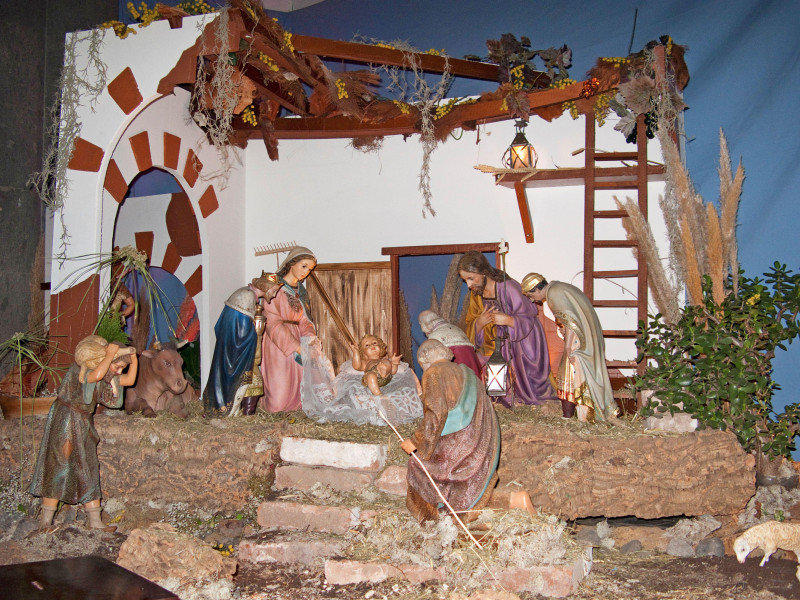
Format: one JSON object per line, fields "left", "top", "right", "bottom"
{"left": 458, "top": 251, "right": 556, "bottom": 408}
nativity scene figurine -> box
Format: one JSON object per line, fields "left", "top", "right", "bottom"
{"left": 350, "top": 334, "right": 402, "bottom": 396}
{"left": 458, "top": 251, "right": 556, "bottom": 408}
{"left": 522, "top": 273, "right": 617, "bottom": 422}
{"left": 29, "top": 336, "right": 138, "bottom": 531}
{"left": 401, "top": 339, "right": 500, "bottom": 524}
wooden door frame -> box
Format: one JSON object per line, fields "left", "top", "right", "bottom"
{"left": 381, "top": 242, "right": 500, "bottom": 354}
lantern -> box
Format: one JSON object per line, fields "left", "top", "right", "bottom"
{"left": 502, "top": 120, "right": 538, "bottom": 169}
{"left": 484, "top": 340, "right": 510, "bottom": 397}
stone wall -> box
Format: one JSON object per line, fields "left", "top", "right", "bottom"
{"left": 0, "top": 413, "right": 756, "bottom": 519}
{"left": 496, "top": 422, "right": 756, "bottom": 519}
{"left": 0, "top": 414, "right": 285, "bottom": 513}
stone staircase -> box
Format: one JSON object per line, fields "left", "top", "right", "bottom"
{"left": 237, "top": 436, "right": 590, "bottom": 597}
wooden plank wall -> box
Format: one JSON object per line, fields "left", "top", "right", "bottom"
{"left": 307, "top": 261, "right": 392, "bottom": 371}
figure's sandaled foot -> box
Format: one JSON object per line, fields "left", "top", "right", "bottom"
{"left": 84, "top": 506, "right": 116, "bottom": 532}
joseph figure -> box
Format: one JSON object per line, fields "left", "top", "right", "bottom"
{"left": 458, "top": 251, "right": 556, "bottom": 408}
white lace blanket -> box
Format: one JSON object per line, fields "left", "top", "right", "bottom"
{"left": 300, "top": 337, "right": 422, "bottom": 426}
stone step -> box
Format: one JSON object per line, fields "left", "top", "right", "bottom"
{"left": 275, "top": 464, "right": 374, "bottom": 493}
{"left": 280, "top": 437, "right": 387, "bottom": 472}
{"left": 239, "top": 532, "right": 346, "bottom": 566}
{"left": 324, "top": 559, "right": 446, "bottom": 585}
{"left": 323, "top": 556, "right": 591, "bottom": 597}
{"left": 275, "top": 463, "right": 408, "bottom": 496}
{"left": 256, "top": 500, "right": 360, "bottom": 535}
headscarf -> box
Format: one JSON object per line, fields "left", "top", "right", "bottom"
{"left": 277, "top": 246, "right": 316, "bottom": 278}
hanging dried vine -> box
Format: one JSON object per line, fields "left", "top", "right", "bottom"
{"left": 357, "top": 38, "right": 454, "bottom": 217}
{"left": 29, "top": 28, "right": 107, "bottom": 264}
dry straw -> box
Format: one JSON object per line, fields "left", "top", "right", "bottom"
{"left": 618, "top": 128, "right": 743, "bottom": 321}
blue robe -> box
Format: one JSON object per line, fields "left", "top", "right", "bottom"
{"left": 202, "top": 304, "right": 257, "bottom": 414}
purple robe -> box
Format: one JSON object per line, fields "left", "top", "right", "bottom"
{"left": 468, "top": 279, "right": 557, "bottom": 408}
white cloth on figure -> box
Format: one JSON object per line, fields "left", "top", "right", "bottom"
{"left": 300, "top": 337, "right": 422, "bottom": 426}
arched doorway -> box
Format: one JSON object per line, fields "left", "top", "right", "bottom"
{"left": 112, "top": 168, "right": 202, "bottom": 383}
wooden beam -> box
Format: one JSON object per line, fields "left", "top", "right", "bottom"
{"left": 292, "top": 34, "right": 503, "bottom": 82}
{"left": 232, "top": 80, "right": 607, "bottom": 140}
{"left": 240, "top": 62, "right": 310, "bottom": 116}
{"left": 495, "top": 164, "right": 666, "bottom": 187}
{"left": 382, "top": 243, "right": 498, "bottom": 257}
{"left": 513, "top": 181, "right": 534, "bottom": 243}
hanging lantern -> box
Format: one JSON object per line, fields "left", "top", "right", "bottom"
{"left": 502, "top": 120, "right": 538, "bottom": 169}
{"left": 484, "top": 340, "right": 510, "bottom": 397}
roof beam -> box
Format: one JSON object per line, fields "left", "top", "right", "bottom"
{"left": 292, "top": 34, "right": 503, "bottom": 82}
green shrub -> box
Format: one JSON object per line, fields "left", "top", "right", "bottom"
{"left": 635, "top": 263, "right": 800, "bottom": 458}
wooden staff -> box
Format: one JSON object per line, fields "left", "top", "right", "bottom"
{"left": 378, "top": 409, "right": 483, "bottom": 550}
{"left": 307, "top": 271, "right": 358, "bottom": 347}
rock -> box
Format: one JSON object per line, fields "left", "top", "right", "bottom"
{"left": 117, "top": 523, "right": 236, "bottom": 583}
{"left": 374, "top": 466, "right": 408, "bottom": 496}
{"left": 448, "top": 592, "right": 522, "bottom": 600}
{"left": 239, "top": 537, "right": 344, "bottom": 565}
{"left": 0, "top": 511, "right": 21, "bottom": 536}
{"left": 643, "top": 413, "right": 698, "bottom": 433}
{"left": 203, "top": 518, "right": 245, "bottom": 548}
{"left": 496, "top": 555, "right": 591, "bottom": 597}
{"left": 665, "top": 537, "right": 695, "bottom": 558}
{"left": 12, "top": 517, "right": 40, "bottom": 540}
{"left": 280, "top": 437, "right": 387, "bottom": 471}
{"left": 498, "top": 424, "right": 755, "bottom": 519}
{"left": 666, "top": 515, "right": 721, "bottom": 543}
{"left": 573, "top": 527, "right": 601, "bottom": 546}
{"left": 596, "top": 520, "right": 611, "bottom": 539}
{"left": 324, "top": 559, "right": 445, "bottom": 585}
{"left": 695, "top": 537, "right": 726, "bottom": 557}
{"left": 325, "top": 559, "right": 402, "bottom": 585}
{"left": 612, "top": 525, "right": 669, "bottom": 552}
{"left": 619, "top": 540, "right": 643, "bottom": 554}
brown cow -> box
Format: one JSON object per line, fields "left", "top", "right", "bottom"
{"left": 124, "top": 345, "right": 196, "bottom": 418}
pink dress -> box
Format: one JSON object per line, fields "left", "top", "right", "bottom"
{"left": 260, "top": 285, "right": 316, "bottom": 411}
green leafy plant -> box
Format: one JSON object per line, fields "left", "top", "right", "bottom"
{"left": 95, "top": 310, "right": 131, "bottom": 346}
{"left": 635, "top": 263, "right": 800, "bottom": 459}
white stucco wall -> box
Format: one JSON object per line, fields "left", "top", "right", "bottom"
{"left": 52, "top": 14, "right": 668, "bottom": 384}
{"left": 244, "top": 116, "right": 667, "bottom": 363}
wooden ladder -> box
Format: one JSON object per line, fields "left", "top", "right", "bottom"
{"left": 583, "top": 113, "right": 650, "bottom": 385}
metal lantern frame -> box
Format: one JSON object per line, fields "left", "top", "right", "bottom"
{"left": 502, "top": 119, "right": 538, "bottom": 169}
{"left": 483, "top": 245, "right": 512, "bottom": 398}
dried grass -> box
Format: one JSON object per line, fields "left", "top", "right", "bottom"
{"left": 706, "top": 203, "right": 725, "bottom": 304}
{"left": 346, "top": 508, "right": 586, "bottom": 590}
{"left": 679, "top": 214, "right": 704, "bottom": 306}
{"left": 616, "top": 197, "right": 680, "bottom": 324}
{"left": 718, "top": 129, "right": 744, "bottom": 295}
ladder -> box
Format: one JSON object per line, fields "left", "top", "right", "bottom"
{"left": 583, "top": 113, "right": 650, "bottom": 385}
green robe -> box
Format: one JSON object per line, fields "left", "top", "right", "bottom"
{"left": 29, "top": 363, "right": 122, "bottom": 505}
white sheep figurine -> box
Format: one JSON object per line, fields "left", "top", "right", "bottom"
{"left": 734, "top": 521, "right": 800, "bottom": 583}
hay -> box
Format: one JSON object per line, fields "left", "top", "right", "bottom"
{"left": 346, "top": 508, "right": 586, "bottom": 590}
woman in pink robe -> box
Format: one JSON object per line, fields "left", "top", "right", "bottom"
{"left": 260, "top": 247, "right": 317, "bottom": 412}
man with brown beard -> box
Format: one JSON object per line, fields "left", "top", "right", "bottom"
{"left": 457, "top": 251, "right": 556, "bottom": 408}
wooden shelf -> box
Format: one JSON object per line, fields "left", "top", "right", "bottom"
{"left": 494, "top": 164, "right": 665, "bottom": 189}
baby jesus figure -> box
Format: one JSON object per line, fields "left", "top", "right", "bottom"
{"left": 350, "top": 334, "right": 402, "bottom": 396}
